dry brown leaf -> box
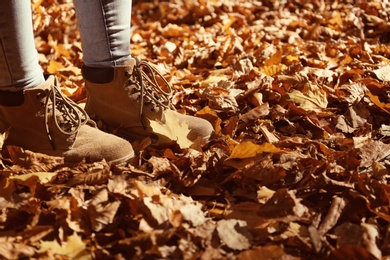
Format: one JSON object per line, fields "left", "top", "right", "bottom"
{"left": 8, "top": 0, "right": 390, "bottom": 258}
{"left": 195, "top": 106, "right": 222, "bottom": 135}
{"left": 318, "top": 196, "right": 346, "bottom": 235}
{"left": 334, "top": 222, "right": 381, "bottom": 259}
{"left": 88, "top": 189, "right": 121, "bottom": 232}
{"left": 216, "top": 219, "right": 252, "bottom": 251}
{"left": 288, "top": 83, "right": 328, "bottom": 111}
{"left": 142, "top": 197, "right": 169, "bottom": 226}
{"left": 257, "top": 189, "right": 307, "bottom": 218}
{"left": 202, "top": 86, "right": 239, "bottom": 114}
{"left": 373, "top": 65, "right": 390, "bottom": 81}
{"left": 367, "top": 91, "right": 390, "bottom": 114}
{"left": 0, "top": 239, "right": 35, "bottom": 259}
{"left": 236, "top": 244, "right": 295, "bottom": 260}
{"left": 179, "top": 203, "right": 207, "bottom": 227}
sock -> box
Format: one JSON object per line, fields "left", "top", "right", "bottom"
{"left": 0, "top": 91, "right": 24, "bottom": 106}
{"left": 82, "top": 66, "right": 114, "bottom": 84}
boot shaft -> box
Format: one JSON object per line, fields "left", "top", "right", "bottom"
{"left": 0, "top": 76, "right": 81, "bottom": 153}
{"left": 0, "top": 75, "right": 134, "bottom": 164}
{"left": 83, "top": 58, "right": 214, "bottom": 144}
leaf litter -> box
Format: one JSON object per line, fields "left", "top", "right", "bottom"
{"left": 1, "top": 0, "right": 390, "bottom": 258}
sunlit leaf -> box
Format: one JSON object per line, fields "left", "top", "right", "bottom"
{"left": 229, "top": 141, "right": 283, "bottom": 159}
{"left": 39, "top": 233, "right": 89, "bottom": 259}
{"left": 9, "top": 172, "right": 56, "bottom": 184}
{"left": 288, "top": 83, "right": 328, "bottom": 111}
{"left": 149, "top": 110, "right": 193, "bottom": 149}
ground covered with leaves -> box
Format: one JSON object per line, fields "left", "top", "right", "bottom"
{"left": 1, "top": 0, "right": 390, "bottom": 259}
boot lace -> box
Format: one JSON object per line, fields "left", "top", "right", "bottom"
{"left": 126, "top": 59, "right": 174, "bottom": 121}
{"left": 43, "top": 82, "right": 88, "bottom": 150}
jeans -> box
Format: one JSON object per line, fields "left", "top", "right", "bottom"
{"left": 0, "top": 0, "right": 132, "bottom": 91}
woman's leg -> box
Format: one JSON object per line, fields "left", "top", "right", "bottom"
{"left": 75, "top": 0, "right": 214, "bottom": 144}
{"left": 0, "top": 0, "right": 135, "bottom": 164}
{"left": 73, "top": 0, "right": 132, "bottom": 68}
{"left": 0, "top": 0, "right": 45, "bottom": 91}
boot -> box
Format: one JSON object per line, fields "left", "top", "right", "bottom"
{"left": 0, "top": 76, "right": 134, "bottom": 164}
{"left": 82, "top": 58, "right": 214, "bottom": 144}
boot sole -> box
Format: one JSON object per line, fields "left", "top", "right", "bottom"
{"left": 107, "top": 150, "right": 136, "bottom": 166}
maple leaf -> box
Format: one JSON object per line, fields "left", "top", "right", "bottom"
{"left": 148, "top": 110, "right": 193, "bottom": 149}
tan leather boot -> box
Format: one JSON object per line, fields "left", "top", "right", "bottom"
{"left": 0, "top": 76, "right": 134, "bottom": 164}
{"left": 82, "top": 58, "right": 214, "bottom": 144}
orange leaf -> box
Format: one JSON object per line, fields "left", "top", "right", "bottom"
{"left": 367, "top": 92, "right": 390, "bottom": 114}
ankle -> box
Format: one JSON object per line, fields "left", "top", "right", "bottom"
{"left": 0, "top": 90, "right": 24, "bottom": 106}
{"left": 82, "top": 66, "right": 114, "bottom": 84}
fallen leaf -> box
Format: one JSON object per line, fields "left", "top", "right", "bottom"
{"left": 318, "top": 196, "right": 346, "bottom": 235}
{"left": 373, "top": 64, "right": 390, "bottom": 82}
{"left": 9, "top": 172, "right": 57, "bottom": 183}
{"left": 47, "top": 60, "right": 65, "bottom": 74}
{"left": 149, "top": 109, "right": 193, "bottom": 148}
{"left": 257, "top": 189, "right": 308, "bottom": 218}
{"left": 216, "top": 219, "right": 252, "bottom": 251}
{"left": 366, "top": 91, "right": 390, "bottom": 114}
{"left": 179, "top": 203, "right": 207, "bottom": 227}
{"left": 39, "top": 232, "right": 89, "bottom": 259}
{"left": 334, "top": 222, "right": 381, "bottom": 259}
{"left": 236, "top": 244, "right": 294, "bottom": 260}
{"left": 229, "top": 141, "right": 283, "bottom": 159}
{"left": 288, "top": 83, "right": 328, "bottom": 111}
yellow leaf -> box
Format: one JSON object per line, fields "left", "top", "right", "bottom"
{"left": 55, "top": 44, "right": 71, "bottom": 59}
{"left": 229, "top": 141, "right": 283, "bottom": 159}
{"left": 9, "top": 172, "right": 56, "bottom": 184}
{"left": 285, "top": 54, "right": 300, "bottom": 62}
{"left": 133, "top": 180, "right": 162, "bottom": 197}
{"left": 328, "top": 12, "right": 343, "bottom": 26}
{"left": 39, "top": 232, "right": 90, "bottom": 259}
{"left": 195, "top": 106, "right": 222, "bottom": 134}
{"left": 200, "top": 68, "right": 231, "bottom": 87}
{"left": 149, "top": 110, "right": 193, "bottom": 149}
{"left": 261, "top": 64, "right": 287, "bottom": 76}
{"left": 264, "top": 49, "right": 283, "bottom": 66}
{"left": 57, "top": 64, "right": 81, "bottom": 75}
{"left": 47, "top": 60, "right": 64, "bottom": 74}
